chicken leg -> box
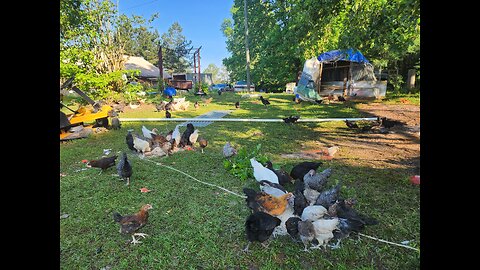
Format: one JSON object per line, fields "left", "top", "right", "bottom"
{"left": 130, "top": 233, "right": 148, "bottom": 245}
{"left": 242, "top": 242, "right": 251, "bottom": 253}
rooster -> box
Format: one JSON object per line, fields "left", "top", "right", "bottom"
{"left": 243, "top": 188, "right": 293, "bottom": 216}
{"left": 250, "top": 158, "right": 279, "bottom": 184}
{"left": 86, "top": 155, "right": 117, "bottom": 174}
{"left": 113, "top": 204, "right": 152, "bottom": 245}
{"left": 116, "top": 152, "right": 132, "bottom": 186}
{"left": 243, "top": 212, "right": 281, "bottom": 252}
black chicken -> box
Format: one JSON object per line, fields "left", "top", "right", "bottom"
{"left": 293, "top": 189, "right": 308, "bottom": 217}
{"left": 345, "top": 120, "right": 359, "bottom": 129}
{"left": 243, "top": 212, "right": 281, "bottom": 252}
{"left": 179, "top": 123, "right": 195, "bottom": 147}
{"left": 259, "top": 96, "right": 270, "bottom": 106}
{"left": 379, "top": 117, "right": 405, "bottom": 128}
{"left": 285, "top": 216, "right": 302, "bottom": 242}
{"left": 290, "top": 161, "right": 323, "bottom": 181}
{"left": 265, "top": 161, "right": 293, "bottom": 186}
{"left": 338, "top": 95, "right": 347, "bottom": 102}
{"left": 126, "top": 130, "right": 136, "bottom": 152}
{"left": 87, "top": 155, "right": 118, "bottom": 174}
{"left": 117, "top": 152, "right": 133, "bottom": 186}
{"left": 235, "top": 101, "right": 240, "bottom": 109}
{"left": 282, "top": 115, "right": 300, "bottom": 124}
{"left": 165, "top": 110, "right": 171, "bottom": 118}
{"left": 165, "top": 101, "right": 173, "bottom": 111}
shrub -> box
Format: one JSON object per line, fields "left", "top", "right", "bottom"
{"left": 223, "top": 144, "right": 269, "bottom": 181}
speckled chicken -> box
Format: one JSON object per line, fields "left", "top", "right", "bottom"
{"left": 223, "top": 142, "right": 237, "bottom": 158}
{"left": 303, "top": 168, "right": 332, "bottom": 192}
{"left": 314, "top": 182, "right": 342, "bottom": 209}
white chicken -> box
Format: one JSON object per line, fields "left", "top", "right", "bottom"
{"left": 133, "top": 135, "right": 151, "bottom": 153}
{"left": 171, "top": 125, "right": 181, "bottom": 147}
{"left": 259, "top": 180, "right": 287, "bottom": 198}
{"left": 301, "top": 205, "right": 328, "bottom": 222}
{"left": 141, "top": 126, "right": 158, "bottom": 139}
{"left": 303, "top": 186, "right": 321, "bottom": 206}
{"left": 272, "top": 196, "right": 297, "bottom": 237}
{"left": 311, "top": 218, "right": 339, "bottom": 249}
{"left": 189, "top": 129, "right": 199, "bottom": 145}
{"left": 250, "top": 158, "right": 279, "bottom": 184}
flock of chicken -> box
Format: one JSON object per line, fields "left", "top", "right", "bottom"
{"left": 241, "top": 157, "right": 379, "bottom": 252}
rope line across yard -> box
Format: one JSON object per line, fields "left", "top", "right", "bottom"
{"left": 142, "top": 158, "right": 247, "bottom": 199}
{"left": 139, "top": 156, "right": 418, "bottom": 252}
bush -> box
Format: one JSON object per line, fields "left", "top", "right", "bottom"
{"left": 193, "top": 82, "right": 210, "bottom": 94}
{"left": 223, "top": 144, "right": 269, "bottom": 181}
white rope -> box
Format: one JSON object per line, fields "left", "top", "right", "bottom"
{"left": 142, "top": 158, "right": 246, "bottom": 199}
{"left": 358, "top": 233, "right": 419, "bottom": 252}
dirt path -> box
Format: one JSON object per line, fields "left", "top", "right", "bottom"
{"left": 291, "top": 103, "right": 420, "bottom": 175}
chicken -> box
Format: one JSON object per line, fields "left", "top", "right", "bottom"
{"left": 303, "top": 185, "right": 321, "bottom": 206}
{"left": 87, "top": 155, "right": 117, "bottom": 174}
{"left": 326, "top": 146, "right": 339, "bottom": 157}
{"left": 271, "top": 197, "right": 297, "bottom": 237}
{"left": 243, "top": 188, "right": 293, "bottom": 216}
{"left": 310, "top": 218, "right": 339, "bottom": 249}
{"left": 194, "top": 101, "right": 199, "bottom": 109}
{"left": 243, "top": 211, "right": 281, "bottom": 252}
{"left": 286, "top": 216, "right": 302, "bottom": 242}
{"left": 126, "top": 130, "right": 136, "bottom": 152}
{"left": 116, "top": 152, "right": 132, "bottom": 185}
{"left": 133, "top": 135, "right": 151, "bottom": 153}
{"left": 294, "top": 218, "right": 339, "bottom": 251}
{"left": 303, "top": 168, "right": 333, "bottom": 192}
{"left": 165, "top": 110, "right": 171, "bottom": 118}
{"left": 379, "top": 117, "right": 405, "bottom": 128}
{"left": 345, "top": 120, "right": 359, "bottom": 129}
{"left": 180, "top": 123, "right": 195, "bottom": 147}
{"left": 290, "top": 161, "right": 323, "bottom": 181}
{"left": 198, "top": 137, "right": 208, "bottom": 153}
{"left": 331, "top": 199, "right": 378, "bottom": 226}
{"left": 337, "top": 95, "right": 346, "bottom": 102}
{"left": 110, "top": 117, "right": 121, "bottom": 130}
{"left": 165, "top": 101, "right": 173, "bottom": 111}
{"left": 141, "top": 126, "right": 158, "bottom": 139}
{"left": 150, "top": 133, "right": 167, "bottom": 145}
{"left": 165, "top": 130, "right": 173, "bottom": 141}
{"left": 189, "top": 129, "right": 199, "bottom": 146}
{"left": 301, "top": 205, "right": 328, "bottom": 221}
{"left": 259, "top": 96, "right": 270, "bottom": 106}
{"left": 203, "top": 97, "right": 213, "bottom": 105}
{"left": 171, "top": 125, "right": 181, "bottom": 148}
{"left": 235, "top": 101, "right": 240, "bottom": 109}
{"left": 293, "top": 181, "right": 308, "bottom": 216}
{"left": 112, "top": 101, "right": 125, "bottom": 113}
{"left": 265, "top": 161, "right": 293, "bottom": 186}
{"left": 259, "top": 180, "right": 287, "bottom": 198}
{"left": 314, "top": 182, "right": 342, "bottom": 209}
{"left": 112, "top": 204, "right": 152, "bottom": 245}
{"left": 160, "top": 141, "right": 172, "bottom": 156}
{"left": 222, "top": 142, "right": 237, "bottom": 158}
{"left": 297, "top": 219, "right": 317, "bottom": 251}
{"left": 282, "top": 115, "right": 300, "bottom": 124}
{"left": 250, "top": 158, "right": 279, "bottom": 184}
{"left": 155, "top": 101, "right": 166, "bottom": 112}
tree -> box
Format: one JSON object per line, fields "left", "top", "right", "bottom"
{"left": 203, "top": 64, "right": 220, "bottom": 84}
{"left": 160, "top": 22, "right": 193, "bottom": 73}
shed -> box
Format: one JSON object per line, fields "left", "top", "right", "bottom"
{"left": 296, "top": 49, "right": 387, "bottom": 101}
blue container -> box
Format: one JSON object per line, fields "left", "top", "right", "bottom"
{"left": 163, "top": 86, "right": 177, "bottom": 97}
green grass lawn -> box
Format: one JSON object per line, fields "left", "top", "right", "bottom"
{"left": 60, "top": 91, "right": 420, "bottom": 269}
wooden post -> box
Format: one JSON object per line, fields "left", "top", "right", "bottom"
{"left": 346, "top": 62, "right": 353, "bottom": 96}
{"left": 198, "top": 47, "right": 201, "bottom": 86}
{"left": 408, "top": 69, "right": 416, "bottom": 89}
{"left": 193, "top": 53, "right": 197, "bottom": 84}
{"left": 158, "top": 45, "right": 163, "bottom": 82}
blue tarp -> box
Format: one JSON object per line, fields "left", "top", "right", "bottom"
{"left": 317, "top": 48, "right": 370, "bottom": 64}
{"left": 163, "top": 86, "right": 177, "bottom": 97}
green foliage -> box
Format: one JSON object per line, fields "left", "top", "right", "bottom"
{"left": 223, "top": 144, "right": 269, "bottom": 181}
{"left": 161, "top": 22, "right": 193, "bottom": 73}
{"left": 193, "top": 82, "right": 210, "bottom": 94}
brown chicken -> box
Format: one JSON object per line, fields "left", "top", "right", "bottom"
{"left": 243, "top": 188, "right": 293, "bottom": 216}
{"left": 203, "top": 97, "right": 213, "bottom": 105}
{"left": 86, "top": 155, "right": 118, "bottom": 174}
{"left": 198, "top": 137, "right": 208, "bottom": 153}
{"left": 113, "top": 204, "right": 153, "bottom": 245}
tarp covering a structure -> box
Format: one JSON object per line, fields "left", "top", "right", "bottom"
{"left": 295, "top": 48, "right": 377, "bottom": 101}
{"left": 317, "top": 48, "right": 370, "bottom": 64}
{"left": 124, "top": 55, "right": 171, "bottom": 79}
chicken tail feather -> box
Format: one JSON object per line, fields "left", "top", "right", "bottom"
{"left": 113, "top": 212, "right": 123, "bottom": 223}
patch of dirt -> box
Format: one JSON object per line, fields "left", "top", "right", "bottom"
{"left": 294, "top": 103, "right": 420, "bottom": 174}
